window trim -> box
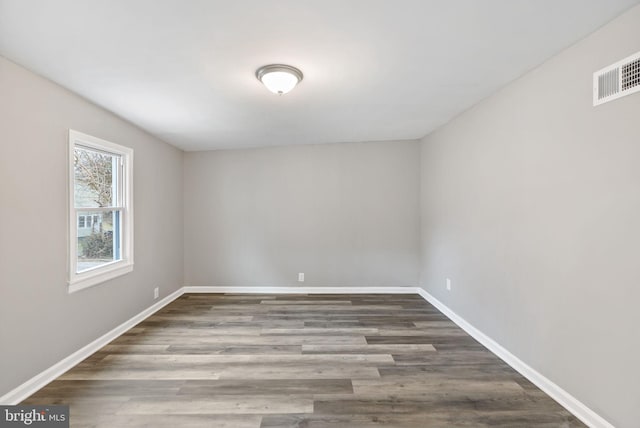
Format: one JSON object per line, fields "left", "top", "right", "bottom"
{"left": 68, "top": 130, "right": 134, "bottom": 293}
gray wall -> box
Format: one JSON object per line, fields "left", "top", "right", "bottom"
{"left": 419, "top": 5, "right": 640, "bottom": 427}
{"left": 184, "top": 141, "right": 420, "bottom": 287}
{"left": 0, "top": 56, "right": 184, "bottom": 397}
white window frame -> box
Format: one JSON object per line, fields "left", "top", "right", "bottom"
{"left": 68, "top": 130, "right": 134, "bottom": 293}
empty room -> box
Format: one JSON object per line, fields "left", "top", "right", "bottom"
{"left": 1, "top": 1, "right": 639, "bottom": 427}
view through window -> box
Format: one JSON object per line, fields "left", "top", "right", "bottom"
{"left": 69, "top": 130, "right": 133, "bottom": 291}
{"left": 74, "top": 146, "right": 122, "bottom": 272}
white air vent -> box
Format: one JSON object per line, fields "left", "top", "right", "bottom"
{"left": 593, "top": 51, "right": 640, "bottom": 106}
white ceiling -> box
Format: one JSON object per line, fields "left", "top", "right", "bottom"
{"left": 1, "top": 0, "right": 638, "bottom": 151}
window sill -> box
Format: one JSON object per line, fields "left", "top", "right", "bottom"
{"left": 68, "top": 261, "right": 134, "bottom": 293}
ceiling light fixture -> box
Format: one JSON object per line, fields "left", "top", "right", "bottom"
{"left": 256, "top": 64, "right": 303, "bottom": 95}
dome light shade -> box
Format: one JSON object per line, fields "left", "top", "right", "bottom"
{"left": 256, "top": 64, "right": 303, "bottom": 95}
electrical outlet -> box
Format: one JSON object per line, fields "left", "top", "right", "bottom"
{"left": 298, "top": 273, "right": 305, "bottom": 282}
{"left": 154, "top": 287, "right": 159, "bottom": 299}
{"left": 446, "top": 278, "right": 451, "bottom": 291}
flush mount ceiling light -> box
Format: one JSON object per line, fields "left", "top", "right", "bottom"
{"left": 256, "top": 64, "right": 303, "bottom": 95}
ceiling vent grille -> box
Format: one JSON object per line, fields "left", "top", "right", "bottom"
{"left": 593, "top": 51, "right": 640, "bottom": 106}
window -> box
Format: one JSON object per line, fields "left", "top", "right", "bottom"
{"left": 68, "top": 130, "right": 133, "bottom": 292}
{"left": 77, "top": 214, "right": 101, "bottom": 230}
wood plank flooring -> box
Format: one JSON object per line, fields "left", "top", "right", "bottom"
{"left": 23, "top": 293, "right": 585, "bottom": 427}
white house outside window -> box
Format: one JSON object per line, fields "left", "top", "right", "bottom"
{"left": 68, "top": 130, "right": 133, "bottom": 292}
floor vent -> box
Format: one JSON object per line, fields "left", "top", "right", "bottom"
{"left": 593, "top": 51, "right": 640, "bottom": 106}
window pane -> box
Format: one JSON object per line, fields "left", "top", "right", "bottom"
{"left": 76, "top": 210, "right": 122, "bottom": 273}
{"left": 74, "top": 146, "right": 119, "bottom": 208}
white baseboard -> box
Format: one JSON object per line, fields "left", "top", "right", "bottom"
{"left": 1, "top": 284, "right": 613, "bottom": 428}
{"left": 183, "top": 286, "right": 417, "bottom": 294}
{"left": 0, "top": 287, "right": 184, "bottom": 405}
{"left": 415, "top": 288, "right": 614, "bottom": 428}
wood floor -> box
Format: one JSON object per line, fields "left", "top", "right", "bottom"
{"left": 23, "top": 293, "right": 585, "bottom": 427}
